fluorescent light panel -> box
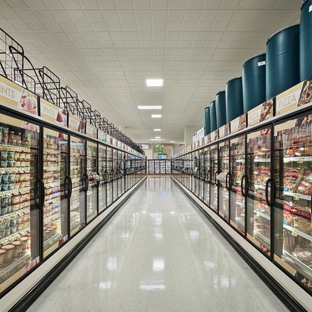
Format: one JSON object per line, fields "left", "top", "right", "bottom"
{"left": 138, "top": 106, "right": 162, "bottom": 110}
{"left": 154, "top": 129, "right": 161, "bottom": 131}
{"left": 151, "top": 114, "right": 162, "bottom": 118}
{"left": 146, "top": 79, "right": 163, "bottom": 87}
{"left": 155, "top": 136, "right": 161, "bottom": 139}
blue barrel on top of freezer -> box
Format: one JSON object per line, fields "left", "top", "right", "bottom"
{"left": 209, "top": 100, "right": 217, "bottom": 132}
{"left": 266, "top": 24, "right": 300, "bottom": 100}
{"left": 300, "top": 0, "right": 312, "bottom": 81}
{"left": 225, "top": 77, "right": 243, "bottom": 123}
{"left": 204, "top": 106, "right": 211, "bottom": 136}
{"left": 216, "top": 91, "right": 226, "bottom": 128}
{"left": 242, "top": 53, "right": 266, "bottom": 113}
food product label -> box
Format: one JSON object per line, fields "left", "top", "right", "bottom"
{"left": 0, "top": 75, "right": 38, "bottom": 116}
{"left": 69, "top": 113, "right": 85, "bottom": 133}
{"left": 276, "top": 81, "right": 304, "bottom": 115}
{"left": 86, "top": 123, "right": 97, "bottom": 139}
{"left": 219, "top": 126, "right": 225, "bottom": 138}
{"left": 98, "top": 130, "right": 106, "bottom": 142}
{"left": 248, "top": 99, "right": 274, "bottom": 126}
{"left": 230, "top": 117, "right": 240, "bottom": 133}
{"left": 40, "top": 98, "right": 68, "bottom": 128}
{"left": 212, "top": 129, "right": 218, "bottom": 141}
{"left": 231, "top": 114, "right": 246, "bottom": 133}
{"left": 283, "top": 203, "right": 311, "bottom": 221}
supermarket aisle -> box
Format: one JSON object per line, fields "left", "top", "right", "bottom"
{"left": 28, "top": 177, "right": 288, "bottom": 312}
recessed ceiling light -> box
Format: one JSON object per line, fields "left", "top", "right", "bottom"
{"left": 154, "top": 129, "right": 161, "bottom": 131}
{"left": 138, "top": 106, "right": 162, "bottom": 110}
{"left": 150, "top": 138, "right": 164, "bottom": 141}
{"left": 170, "top": 141, "right": 175, "bottom": 143}
{"left": 146, "top": 79, "right": 163, "bottom": 87}
{"left": 151, "top": 114, "right": 162, "bottom": 118}
{"left": 155, "top": 136, "right": 161, "bottom": 139}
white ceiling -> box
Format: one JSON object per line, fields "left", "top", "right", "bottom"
{"left": 0, "top": 0, "right": 302, "bottom": 145}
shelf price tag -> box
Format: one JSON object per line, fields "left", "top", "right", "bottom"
{"left": 291, "top": 229, "right": 299, "bottom": 237}
{"left": 293, "top": 194, "right": 299, "bottom": 201}
{"left": 298, "top": 157, "right": 304, "bottom": 164}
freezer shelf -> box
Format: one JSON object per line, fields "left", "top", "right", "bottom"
{"left": 283, "top": 250, "right": 312, "bottom": 281}
{"left": 283, "top": 224, "right": 312, "bottom": 241}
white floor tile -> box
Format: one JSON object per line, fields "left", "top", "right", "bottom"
{"left": 27, "top": 177, "right": 289, "bottom": 312}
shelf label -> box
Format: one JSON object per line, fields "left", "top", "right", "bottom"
{"left": 291, "top": 229, "right": 298, "bottom": 237}
{"left": 248, "top": 99, "right": 274, "bottom": 127}
{"left": 0, "top": 75, "right": 38, "bottom": 116}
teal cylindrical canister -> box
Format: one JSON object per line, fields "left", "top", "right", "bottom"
{"left": 215, "top": 91, "right": 226, "bottom": 128}
{"left": 209, "top": 100, "right": 217, "bottom": 132}
{"left": 225, "top": 77, "right": 243, "bottom": 122}
{"left": 266, "top": 24, "right": 300, "bottom": 99}
{"left": 204, "top": 106, "right": 211, "bottom": 136}
{"left": 242, "top": 53, "right": 266, "bottom": 112}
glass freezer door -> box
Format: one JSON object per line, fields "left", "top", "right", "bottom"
{"left": 230, "top": 135, "right": 246, "bottom": 234}
{"left": 98, "top": 145, "right": 107, "bottom": 213}
{"left": 203, "top": 147, "right": 210, "bottom": 206}
{"left": 0, "top": 116, "right": 40, "bottom": 294}
{"left": 42, "top": 128, "right": 69, "bottom": 258}
{"left": 69, "top": 136, "right": 86, "bottom": 236}
{"left": 218, "top": 141, "right": 230, "bottom": 222}
{"left": 86, "top": 141, "right": 98, "bottom": 223}
{"left": 106, "top": 147, "right": 113, "bottom": 206}
{"left": 210, "top": 144, "right": 219, "bottom": 212}
{"left": 246, "top": 127, "right": 272, "bottom": 256}
{"left": 274, "top": 116, "right": 312, "bottom": 293}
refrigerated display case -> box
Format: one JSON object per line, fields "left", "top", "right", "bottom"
{"left": 246, "top": 127, "right": 272, "bottom": 256}
{"left": 98, "top": 145, "right": 107, "bottom": 213}
{"left": 42, "top": 128, "right": 69, "bottom": 258}
{"left": 203, "top": 147, "right": 210, "bottom": 206}
{"left": 218, "top": 141, "right": 230, "bottom": 221}
{"left": 0, "top": 115, "right": 40, "bottom": 293}
{"left": 210, "top": 143, "right": 219, "bottom": 212}
{"left": 112, "top": 149, "right": 118, "bottom": 202}
{"left": 117, "top": 151, "right": 124, "bottom": 198}
{"left": 106, "top": 147, "right": 113, "bottom": 206}
{"left": 86, "top": 141, "right": 98, "bottom": 223}
{"left": 229, "top": 135, "right": 246, "bottom": 234}
{"left": 69, "top": 136, "right": 86, "bottom": 236}
{"left": 274, "top": 116, "right": 312, "bottom": 293}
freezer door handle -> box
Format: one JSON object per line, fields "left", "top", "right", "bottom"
{"left": 69, "top": 177, "right": 73, "bottom": 198}
{"left": 214, "top": 171, "right": 219, "bottom": 185}
{"left": 85, "top": 174, "right": 89, "bottom": 192}
{"left": 34, "top": 179, "right": 41, "bottom": 209}
{"left": 226, "top": 172, "right": 231, "bottom": 190}
{"left": 39, "top": 179, "right": 45, "bottom": 209}
{"left": 265, "top": 178, "right": 272, "bottom": 207}
{"left": 241, "top": 175, "right": 247, "bottom": 197}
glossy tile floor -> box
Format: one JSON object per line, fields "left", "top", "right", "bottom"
{"left": 28, "top": 177, "right": 289, "bottom": 312}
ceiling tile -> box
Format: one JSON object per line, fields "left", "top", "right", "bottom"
{"left": 61, "top": 0, "right": 82, "bottom": 9}
{"left": 35, "top": 10, "right": 56, "bottom": 22}
{"left": 59, "top": 22, "right": 78, "bottom": 32}
{"left": 85, "top": 10, "right": 103, "bottom": 21}
{"left": 115, "top": 0, "right": 133, "bottom": 10}
{"left": 184, "top": 10, "right": 202, "bottom": 21}
{"left": 74, "top": 21, "right": 92, "bottom": 31}
{"left": 105, "top": 21, "right": 123, "bottom": 31}
{"left": 137, "top": 21, "right": 152, "bottom": 31}
{"left": 43, "top": 0, "right": 64, "bottom": 9}
{"left": 68, "top": 10, "right": 88, "bottom": 22}
{"left": 51, "top": 10, "right": 71, "bottom": 21}
{"left": 90, "top": 21, "right": 107, "bottom": 31}
{"left": 79, "top": 0, "right": 99, "bottom": 9}
{"left": 136, "top": 10, "right": 152, "bottom": 21}
{"left": 133, "top": 0, "right": 151, "bottom": 9}
{"left": 43, "top": 22, "right": 63, "bottom": 32}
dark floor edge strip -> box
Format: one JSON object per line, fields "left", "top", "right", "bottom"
{"left": 171, "top": 177, "right": 307, "bottom": 312}
{"left": 9, "top": 177, "right": 146, "bottom": 312}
